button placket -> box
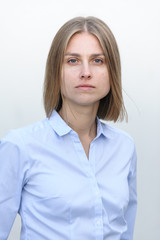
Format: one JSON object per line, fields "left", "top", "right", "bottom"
{"left": 71, "top": 132, "right": 104, "bottom": 240}
{"left": 88, "top": 141, "right": 104, "bottom": 240}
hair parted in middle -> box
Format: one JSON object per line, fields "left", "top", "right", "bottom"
{"left": 43, "top": 16, "right": 127, "bottom": 122}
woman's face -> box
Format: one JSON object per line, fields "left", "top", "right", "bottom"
{"left": 61, "top": 32, "right": 110, "bottom": 109}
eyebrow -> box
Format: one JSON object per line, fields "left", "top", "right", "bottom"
{"left": 64, "top": 53, "right": 105, "bottom": 57}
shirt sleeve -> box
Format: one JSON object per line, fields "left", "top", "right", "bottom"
{"left": 0, "top": 133, "right": 28, "bottom": 240}
{"left": 121, "top": 144, "right": 137, "bottom": 240}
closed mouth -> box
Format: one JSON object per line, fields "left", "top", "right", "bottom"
{"left": 76, "top": 85, "right": 95, "bottom": 88}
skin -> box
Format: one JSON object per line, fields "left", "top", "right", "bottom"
{"left": 59, "top": 32, "right": 110, "bottom": 158}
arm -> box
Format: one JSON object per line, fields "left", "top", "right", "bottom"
{"left": 121, "top": 145, "right": 137, "bottom": 240}
{"left": 0, "top": 134, "right": 27, "bottom": 240}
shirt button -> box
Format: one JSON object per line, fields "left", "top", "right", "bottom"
{"left": 95, "top": 191, "right": 99, "bottom": 196}
{"left": 96, "top": 220, "right": 102, "bottom": 226}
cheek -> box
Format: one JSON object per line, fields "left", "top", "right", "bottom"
{"left": 60, "top": 75, "right": 73, "bottom": 96}
{"left": 61, "top": 69, "right": 69, "bottom": 94}
{"left": 102, "top": 72, "right": 110, "bottom": 89}
{"left": 103, "top": 84, "right": 110, "bottom": 96}
{"left": 100, "top": 74, "right": 110, "bottom": 96}
{"left": 60, "top": 77, "right": 68, "bottom": 97}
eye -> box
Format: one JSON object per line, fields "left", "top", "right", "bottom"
{"left": 93, "top": 58, "right": 103, "bottom": 64}
{"left": 68, "top": 58, "right": 78, "bottom": 64}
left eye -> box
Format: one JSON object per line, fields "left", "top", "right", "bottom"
{"left": 94, "top": 59, "right": 103, "bottom": 63}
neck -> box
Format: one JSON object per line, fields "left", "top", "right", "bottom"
{"left": 59, "top": 103, "right": 99, "bottom": 138}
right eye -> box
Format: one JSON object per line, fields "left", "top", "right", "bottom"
{"left": 68, "top": 59, "right": 78, "bottom": 64}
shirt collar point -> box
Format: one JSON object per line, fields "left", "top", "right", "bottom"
{"left": 48, "top": 110, "right": 72, "bottom": 136}
{"left": 97, "top": 118, "right": 113, "bottom": 139}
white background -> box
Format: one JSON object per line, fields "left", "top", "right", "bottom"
{"left": 0, "top": 0, "right": 160, "bottom": 239}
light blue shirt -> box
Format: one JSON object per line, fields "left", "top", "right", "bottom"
{"left": 0, "top": 111, "right": 137, "bottom": 240}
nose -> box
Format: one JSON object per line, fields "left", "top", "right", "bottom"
{"left": 80, "top": 63, "right": 92, "bottom": 80}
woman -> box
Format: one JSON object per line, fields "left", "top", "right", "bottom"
{"left": 0, "top": 16, "right": 137, "bottom": 240}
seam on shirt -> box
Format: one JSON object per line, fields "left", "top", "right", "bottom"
{"left": 20, "top": 208, "right": 30, "bottom": 240}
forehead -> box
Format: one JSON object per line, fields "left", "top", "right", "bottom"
{"left": 65, "top": 32, "right": 104, "bottom": 54}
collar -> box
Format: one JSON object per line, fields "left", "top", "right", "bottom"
{"left": 48, "top": 110, "right": 113, "bottom": 139}
{"left": 96, "top": 117, "right": 113, "bottom": 139}
{"left": 48, "top": 110, "right": 72, "bottom": 136}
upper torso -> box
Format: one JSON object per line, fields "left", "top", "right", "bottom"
{"left": 0, "top": 110, "right": 137, "bottom": 240}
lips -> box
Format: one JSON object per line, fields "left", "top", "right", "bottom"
{"left": 76, "top": 84, "right": 95, "bottom": 90}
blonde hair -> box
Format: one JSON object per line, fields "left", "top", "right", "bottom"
{"left": 43, "top": 16, "right": 127, "bottom": 121}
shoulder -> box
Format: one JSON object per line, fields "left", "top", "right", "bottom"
{"left": 1, "top": 118, "right": 50, "bottom": 146}
{"left": 100, "top": 121, "right": 137, "bottom": 166}
{"left": 100, "top": 121, "right": 135, "bottom": 149}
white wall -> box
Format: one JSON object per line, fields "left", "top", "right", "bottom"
{"left": 0, "top": 0, "right": 160, "bottom": 239}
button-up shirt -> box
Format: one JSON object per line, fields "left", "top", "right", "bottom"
{"left": 0, "top": 110, "right": 137, "bottom": 240}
